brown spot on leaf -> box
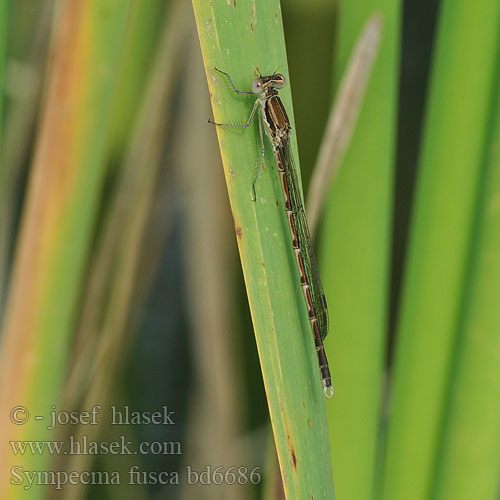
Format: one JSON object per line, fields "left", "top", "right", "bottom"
{"left": 291, "top": 447, "right": 297, "bottom": 470}
{"left": 235, "top": 226, "right": 242, "bottom": 238}
{"left": 249, "top": 3, "right": 256, "bottom": 32}
{"left": 285, "top": 422, "right": 298, "bottom": 472}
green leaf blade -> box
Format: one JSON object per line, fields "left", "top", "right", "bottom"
{"left": 192, "top": 2, "right": 335, "bottom": 498}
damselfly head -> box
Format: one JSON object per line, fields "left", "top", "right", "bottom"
{"left": 251, "top": 74, "right": 286, "bottom": 94}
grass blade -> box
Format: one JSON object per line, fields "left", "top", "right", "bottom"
{"left": 0, "top": 0, "right": 7, "bottom": 131}
{"left": 431, "top": 43, "right": 500, "bottom": 500}
{"left": 319, "top": 3, "right": 401, "bottom": 500}
{"left": 380, "top": 2, "right": 500, "bottom": 500}
{"left": 192, "top": 2, "right": 335, "bottom": 498}
{"left": 0, "top": 2, "right": 132, "bottom": 497}
{"left": 0, "top": 0, "right": 9, "bottom": 305}
{"left": 306, "top": 13, "right": 383, "bottom": 235}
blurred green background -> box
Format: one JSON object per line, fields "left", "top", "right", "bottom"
{"left": 1, "top": 1, "right": 499, "bottom": 500}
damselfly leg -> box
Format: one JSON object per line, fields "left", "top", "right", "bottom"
{"left": 208, "top": 69, "right": 266, "bottom": 200}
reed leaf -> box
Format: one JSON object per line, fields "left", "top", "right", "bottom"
{"left": 192, "top": 1, "right": 335, "bottom": 498}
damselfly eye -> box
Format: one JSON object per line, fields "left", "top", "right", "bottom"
{"left": 251, "top": 79, "right": 263, "bottom": 94}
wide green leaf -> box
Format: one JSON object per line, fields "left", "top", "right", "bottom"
{"left": 380, "top": 2, "right": 500, "bottom": 500}
{"left": 192, "top": 2, "right": 335, "bottom": 498}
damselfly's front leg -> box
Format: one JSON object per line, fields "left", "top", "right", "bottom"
{"left": 209, "top": 67, "right": 259, "bottom": 128}
{"left": 208, "top": 68, "right": 266, "bottom": 201}
{"left": 213, "top": 68, "right": 254, "bottom": 96}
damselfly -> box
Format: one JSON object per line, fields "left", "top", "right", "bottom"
{"left": 209, "top": 68, "right": 333, "bottom": 398}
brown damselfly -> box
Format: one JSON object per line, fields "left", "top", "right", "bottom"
{"left": 209, "top": 68, "right": 333, "bottom": 398}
